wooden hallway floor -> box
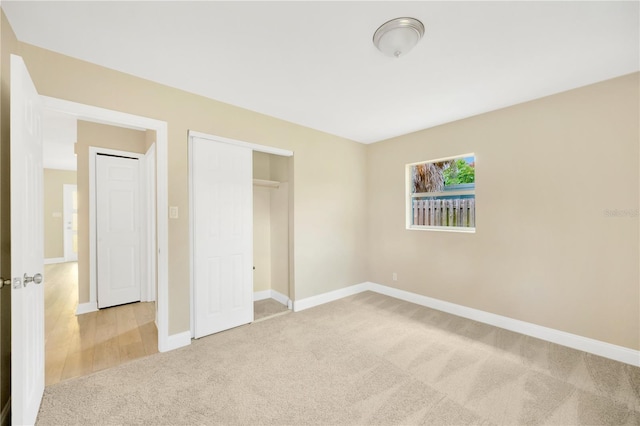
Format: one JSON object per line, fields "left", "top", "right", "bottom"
{"left": 44, "top": 262, "right": 158, "bottom": 386}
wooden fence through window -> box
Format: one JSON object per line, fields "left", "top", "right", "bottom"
{"left": 412, "top": 198, "right": 475, "bottom": 227}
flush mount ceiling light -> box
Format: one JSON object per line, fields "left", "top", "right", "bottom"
{"left": 373, "top": 17, "right": 425, "bottom": 58}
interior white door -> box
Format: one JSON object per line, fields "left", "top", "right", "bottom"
{"left": 192, "top": 137, "right": 253, "bottom": 339}
{"left": 10, "top": 54, "right": 45, "bottom": 426}
{"left": 63, "top": 184, "right": 78, "bottom": 262}
{"left": 96, "top": 154, "right": 141, "bottom": 309}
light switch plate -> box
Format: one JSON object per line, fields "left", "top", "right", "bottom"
{"left": 169, "top": 206, "right": 179, "bottom": 219}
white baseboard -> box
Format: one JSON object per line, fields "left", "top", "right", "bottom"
{"left": 44, "top": 257, "right": 65, "bottom": 265}
{"left": 76, "top": 302, "right": 98, "bottom": 315}
{"left": 254, "top": 289, "right": 290, "bottom": 307}
{"left": 292, "top": 281, "right": 640, "bottom": 367}
{"left": 0, "top": 396, "right": 10, "bottom": 426}
{"left": 160, "top": 331, "right": 191, "bottom": 353}
{"left": 293, "top": 282, "right": 369, "bottom": 312}
{"left": 253, "top": 290, "right": 271, "bottom": 301}
{"left": 367, "top": 282, "right": 640, "bottom": 367}
{"left": 271, "top": 290, "right": 289, "bottom": 306}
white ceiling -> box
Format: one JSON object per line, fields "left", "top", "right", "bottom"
{"left": 3, "top": 1, "right": 639, "bottom": 144}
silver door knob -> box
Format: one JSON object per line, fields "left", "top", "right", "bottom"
{"left": 23, "top": 273, "right": 43, "bottom": 286}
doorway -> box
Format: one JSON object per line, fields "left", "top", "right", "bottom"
{"left": 41, "top": 117, "right": 162, "bottom": 385}
{"left": 252, "top": 151, "right": 291, "bottom": 321}
{"left": 41, "top": 95, "right": 171, "bottom": 352}
{"left": 189, "top": 131, "right": 294, "bottom": 338}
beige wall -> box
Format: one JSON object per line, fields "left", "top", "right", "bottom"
{"left": 253, "top": 150, "right": 270, "bottom": 180}
{"left": 367, "top": 73, "right": 640, "bottom": 350}
{"left": 270, "top": 182, "right": 289, "bottom": 297}
{"left": 253, "top": 187, "right": 272, "bottom": 293}
{"left": 15, "top": 41, "right": 367, "bottom": 334}
{"left": 0, "top": 10, "right": 16, "bottom": 422}
{"left": 269, "top": 154, "right": 289, "bottom": 183}
{"left": 145, "top": 129, "right": 156, "bottom": 151}
{"left": 76, "top": 121, "right": 146, "bottom": 302}
{"left": 253, "top": 151, "right": 273, "bottom": 293}
{"left": 268, "top": 154, "right": 290, "bottom": 297}
{"left": 43, "top": 169, "right": 77, "bottom": 259}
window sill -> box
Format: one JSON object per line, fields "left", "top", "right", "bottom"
{"left": 407, "top": 225, "right": 476, "bottom": 233}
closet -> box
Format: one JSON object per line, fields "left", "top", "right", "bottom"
{"left": 252, "top": 152, "right": 291, "bottom": 311}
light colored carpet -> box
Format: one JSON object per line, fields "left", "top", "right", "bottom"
{"left": 37, "top": 291, "right": 640, "bottom": 425}
{"left": 254, "top": 298, "right": 289, "bottom": 321}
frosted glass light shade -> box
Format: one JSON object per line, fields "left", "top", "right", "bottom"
{"left": 373, "top": 17, "right": 425, "bottom": 58}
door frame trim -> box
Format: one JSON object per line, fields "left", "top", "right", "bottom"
{"left": 144, "top": 144, "right": 157, "bottom": 304}
{"left": 187, "top": 130, "right": 293, "bottom": 338}
{"left": 62, "top": 184, "right": 78, "bottom": 262}
{"left": 188, "top": 131, "right": 294, "bottom": 157}
{"left": 41, "top": 96, "right": 171, "bottom": 352}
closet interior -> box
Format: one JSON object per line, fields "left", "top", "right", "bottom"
{"left": 252, "top": 151, "right": 291, "bottom": 320}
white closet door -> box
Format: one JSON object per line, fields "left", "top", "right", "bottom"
{"left": 96, "top": 154, "right": 141, "bottom": 308}
{"left": 192, "top": 137, "right": 253, "bottom": 339}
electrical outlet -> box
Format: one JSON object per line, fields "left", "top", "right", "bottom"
{"left": 392, "top": 272, "right": 397, "bottom": 281}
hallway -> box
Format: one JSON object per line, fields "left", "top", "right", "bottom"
{"left": 44, "top": 262, "right": 158, "bottom": 386}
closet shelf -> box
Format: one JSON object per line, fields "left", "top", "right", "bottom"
{"left": 253, "top": 179, "right": 280, "bottom": 188}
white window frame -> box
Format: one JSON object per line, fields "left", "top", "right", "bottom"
{"left": 406, "top": 153, "right": 476, "bottom": 233}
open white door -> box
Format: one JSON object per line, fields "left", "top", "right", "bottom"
{"left": 10, "top": 54, "right": 45, "bottom": 425}
{"left": 191, "top": 136, "right": 253, "bottom": 338}
{"left": 96, "top": 154, "right": 141, "bottom": 309}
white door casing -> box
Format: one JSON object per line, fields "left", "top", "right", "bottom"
{"left": 143, "top": 144, "right": 156, "bottom": 303}
{"left": 63, "top": 184, "right": 78, "bottom": 262}
{"left": 191, "top": 136, "right": 254, "bottom": 338}
{"left": 96, "top": 154, "right": 141, "bottom": 309}
{"left": 10, "top": 54, "right": 45, "bottom": 426}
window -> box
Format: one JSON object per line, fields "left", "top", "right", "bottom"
{"left": 406, "top": 153, "right": 476, "bottom": 232}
